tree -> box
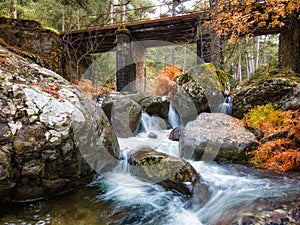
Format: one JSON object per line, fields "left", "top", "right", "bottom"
{"left": 208, "top": 0, "right": 300, "bottom": 73}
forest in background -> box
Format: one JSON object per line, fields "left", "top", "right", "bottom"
{"left": 0, "top": 0, "right": 295, "bottom": 85}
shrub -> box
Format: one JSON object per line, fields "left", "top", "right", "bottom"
{"left": 154, "top": 65, "right": 183, "bottom": 96}
{"left": 244, "top": 104, "right": 300, "bottom": 172}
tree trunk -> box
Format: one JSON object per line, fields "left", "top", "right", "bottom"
{"left": 279, "top": 18, "right": 300, "bottom": 74}
{"left": 121, "top": 0, "right": 126, "bottom": 23}
{"left": 209, "top": 0, "right": 223, "bottom": 67}
{"left": 110, "top": 0, "right": 115, "bottom": 24}
{"left": 237, "top": 44, "right": 242, "bottom": 82}
{"left": 13, "top": 0, "right": 18, "bottom": 19}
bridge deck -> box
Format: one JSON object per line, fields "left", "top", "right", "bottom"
{"left": 59, "top": 13, "right": 208, "bottom": 53}
{"left": 59, "top": 11, "right": 282, "bottom": 54}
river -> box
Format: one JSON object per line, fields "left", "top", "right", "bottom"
{"left": 1, "top": 112, "right": 299, "bottom": 225}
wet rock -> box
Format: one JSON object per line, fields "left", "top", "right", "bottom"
{"left": 180, "top": 113, "right": 259, "bottom": 164}
{"left": 0, "top": 150, "right": 11, "bottom": 181}
{"left": 0, "top": 45, "right": 120, "bottom": 203}
{"left": 148, "top": 132, "right": 157, "bottom": 139}
{"left": 261, "top": 129, "right": 290, "bottom": 144}
{"left": 246, "top": 125, "right": 265, "bottom": 141}
{"left": 139, "top": 95, "right": 170, "bottom": 119}
{"left": 101, "top": 94, "right": 142, "bottom": 138}
{"left": 0, "top": 123, "right": 11, "bottom": 144}
{"left": 21, "top": 159, "right": 44, "bottom": 176}
{"left": 14, "top": 124, "right": 46, "bottom": 154}
{"left": 174, "top": 63, "right": 231, "bottom": 125}
{"left": 169, "top": 126, "right": 184, "bottom": 141}
{"left": 128, "top": 147, "right": 202, "bottom": 195}
{"left": 233, "top": 79, "right": 299, "bottom": 119}
{"left": 127, "top": 93, "right": 170, "bottom": 119}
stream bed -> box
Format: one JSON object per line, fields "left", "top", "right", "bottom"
{"left": 1, "top": 113, "right": 299, "bottom": 225}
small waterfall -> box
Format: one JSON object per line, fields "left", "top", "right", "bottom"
{"left": 168, "top": 104, "right": 181, "bottom": 128}
{"left": 139, "top": 112, "right": 152, "bottom": 133}
{"left": 219, "top": 95, "right": 233, "bottom": 115}
{"left": 139, "top": 112, "right": 168, "bottom": 134}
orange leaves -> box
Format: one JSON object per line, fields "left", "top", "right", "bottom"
{"left": 246, "top": 107, "right": 300, "bottom": 172}
{"left": 158, "top": 65, "right": 182, "bottom": 82}
{"left": 31, "top": 82, "right": 61, "bottom": 99}
{"left": 154, "top": 65, "right": 183, "bottom": 96}
{"left": 252, "top": 138, "right": 300, "bottom": 172}
{"left": 208, "top": 0, "right": 300, "bottom": 43}
{"left": 71, "top": 78, "right": 114, "bottom": 99}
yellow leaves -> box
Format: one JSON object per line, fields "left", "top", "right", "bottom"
{"left": 258, "top": 21, "right": 266, "bottom": 27}
{"left": 208, "top": 0, "right": 298, "bottom": 43}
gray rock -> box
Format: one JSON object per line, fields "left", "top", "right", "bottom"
{"left": 0, "top": 45, "right": 120, "bottom": 203}
{"left": 180, "top": 113, "right": 259, "bottom": 164}
{"left": 169, "top": 126, "right": 184, "bottom": 141}
{"left": 233, "top": 79, "right": 299, "bottom": 119}
{"left": 128, "top": 147, "right": 203, "bottom": 196}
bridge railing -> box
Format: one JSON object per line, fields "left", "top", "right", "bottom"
{"left": 75, "top": 0, "right": 211, "bottom": 30}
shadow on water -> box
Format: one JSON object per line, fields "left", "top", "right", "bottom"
{"left": 0, "top": 186, "right": 110, "bottom": 225}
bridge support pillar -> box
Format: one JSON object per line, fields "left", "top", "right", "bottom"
{"left": 115, "top": 28, "right": 136, "bottom": 92}
{"left": 132, "top": 42, "right": 146, "bottom": 92}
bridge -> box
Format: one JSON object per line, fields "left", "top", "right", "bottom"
{"left": 58, "top": 1, "right": 287, "bottom": 92}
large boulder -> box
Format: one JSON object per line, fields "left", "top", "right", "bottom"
{"left": 0, "top": 45, "right": 120, "bottom": 203}
{"left": 109, "top": 95, "right": 142, "bottom": 138}
{"left": 128, "top": 147, "right": 205, "bottom": 197}
{"left": 180, "top": 113, "right": 259, "bottom": 164}
{"left": 233, "top": 70, "right": 300, "bottom": 119}
{"left": 100, "top": 93, "right": 171, "bottom": 137}
{"left": 173, "top": 63, "right": 231, "bottom": 125}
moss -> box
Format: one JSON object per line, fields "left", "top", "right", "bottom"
{"left": 20, "top": 70, "right": 30, "bottom": 78}
{"left": 114, "top": 27, "right": 131, "bottom": 36}
{"left": 9, "top": 134, "right": 15, "bottom": 143}
{"left": 177, "top": 72, "right": 191, "bottom": 85}
{"left": 239, "top": 65, "right": 300, "bottom": 88}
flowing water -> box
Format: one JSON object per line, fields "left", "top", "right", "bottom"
{"left": 1, "top": 109, "right": 299, "bottom": 225}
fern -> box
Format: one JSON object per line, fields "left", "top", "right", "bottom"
{"left": 246, "top": 107, "right": 300, "bottom": 172}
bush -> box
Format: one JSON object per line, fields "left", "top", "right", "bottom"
{"left": 154, "top": 65, "right": 183, "bottom": 96}
{"left": 244, "top": 104, "right": 300, "bottom": 172}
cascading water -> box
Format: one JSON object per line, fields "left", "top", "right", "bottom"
{"left": 168, "top": 104, "right": 181, "bottom": 128}
{"left": 219, "top": 95, "right": 233, "bottom": 115}
{"left": 91, "top": 112, "right": 300, "bottom": 225}
{"left": 2, "top": 112, "right": 299, "bottom": 225}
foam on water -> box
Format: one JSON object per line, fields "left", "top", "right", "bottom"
{"left": 92, "top": 112, "right": 300, "bottom": 225}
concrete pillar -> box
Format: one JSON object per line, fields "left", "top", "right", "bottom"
{"left": 132, "top": 42, "right": 146, "bottom": 92}
{"left": 115, "top": 28, "right": 136, "bottom": 92}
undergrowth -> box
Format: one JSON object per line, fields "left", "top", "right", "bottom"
{"left": 154, "top": 65, "right": 183, "bottom": 96}
{"left": 244, "top": 104, "right": 300, "bottom": 172}
{"left": 71, "top": 78, "right": 114, "bottom": 99}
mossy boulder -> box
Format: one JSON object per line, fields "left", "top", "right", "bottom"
{"left": 233, "top": 67, "right": 300, "bottom": 119}
{"left": 173, "top": 63, "right": 232, "bottom": 124}
{"left": 128, "top": 147, "right": 205, "bottom": 196}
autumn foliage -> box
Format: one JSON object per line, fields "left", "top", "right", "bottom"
{"left": 71, "top": 78, "right": 113, "bottom": 99}
{"left": 209, "top": 0, "right": 300, "bottom": 43}
{"left": 154, "top": 65, "right": 183, "bottom": 96}
{"left": 244, "top": 104, "right": 300, "bottom": 172}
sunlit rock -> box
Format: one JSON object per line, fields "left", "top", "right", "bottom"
{"left": 180, "top": 113, "right": 259, "bottom": 164}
